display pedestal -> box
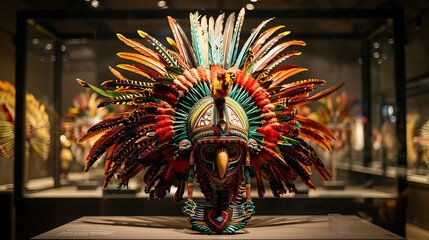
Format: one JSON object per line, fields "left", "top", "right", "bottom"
{"left": 76, "top": 181, "right": 99, "bottom": 190}
{"left": 323, "top": 181, "right": 346, "bottom": 190}
{"left": 32, "top": 215, "right": 404, "bottom": 240}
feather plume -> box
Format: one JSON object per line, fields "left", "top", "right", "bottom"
{"left": 222, "top": 11, "right": 236, "bottom": 68}
{"left": 228, "top": 8, "right": 245, "bottom": 67}
{"left": 167, "top": 16, "right": 197, "bottom": 66}
{"left": 189, "top": 12, "right": 205, "bottom": 68}
{"left": 199, "top": 15, "right": 209, "bottom": 67}
{"left": 235, "top": 17, "right": 274, "bottom": 69}
{"left": 117, "top": 33, "right": 162, "bottom": 61}
{"left": 108, "top": 66, "right": 129, "bottom": 81}
{"left": 0, "top": 104, "right": 15, "bottom": 158}
{"left": 211, "top": 13, "right": 225, "bottom": 64}
{"left": 295, "top": 115, "right": 336, "bottom": 141}
{"left": 269, "top": 67, "right": 309, "bottom": 89}
{"left": 85, "top": 127, "right": 126, "bottom": 170}
{"left": 0, "top": 81, "right": 51, "bottom": 161}
{"left": 253, "top": 40, "right": 306, "bottom": 71}
{"left": 289, "top": 82, "right": 345, "bottom": 106}
{"left": 101, "top": 79, "right": 154, "bottom": 91}
{"left": 253, "top": 31, "right": 290, "bottom": 62}
{"left": 117, "top": 52, "right": 167, "bottom": 75}
{"left": 76, "top": 78, "right": 129, "bottom": 98}
{"left": 251, "top": 25, "right": 286, "bottom": 53}
{"left": 138, "top": 30, "right": 179, "bottom": 68}
{"left": 265, "top": 51, "right": 303, "bottom": 71}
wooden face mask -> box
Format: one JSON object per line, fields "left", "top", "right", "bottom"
{"left": 77, "top": 8, "right": 342, "bottom": 234}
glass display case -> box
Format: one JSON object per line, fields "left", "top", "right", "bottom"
{"left": 9, "top": 7, "right": 411, "bottom": 239}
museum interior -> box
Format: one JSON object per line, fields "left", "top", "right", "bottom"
{"left": 1, "top": 0, "right": 429, "bottom": 239}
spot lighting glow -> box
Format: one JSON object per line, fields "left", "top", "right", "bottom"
{"left": 45, "top": 43, "right": 52, "bottom": 51}
{"left": 373, "top": 42, "right": 380, "bottom": 49}
{"left": 91, "top": 0, "right": 99, "bottom": 8}
{"left": 387, "top": 106, "right": 394, "bottom": 115}
{"left": 250, "top": 0, "right": 258, "bottom": 2}
{"left": 246, "top": 3, "right": 255, "bottom": 10}
{"left": 157, "top": 0, "right": 166, "bottom": 8}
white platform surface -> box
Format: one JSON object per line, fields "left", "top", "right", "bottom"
{"left": 33, "top": 215, "right": 404, "bottom": 240}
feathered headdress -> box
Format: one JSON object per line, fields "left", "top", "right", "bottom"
{"left": 62, "top": 89, "right": 112, "bottom": 165}
{"left": 77, "top": 8, "right": 342, "bottom": 234}
{"left": 0, "top": 80, "right": 51, "bottom": 161}
{"left": 310, "top": 91, "right": 360, "bottom": 124}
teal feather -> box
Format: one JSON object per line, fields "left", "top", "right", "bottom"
{"left": 189, "top": 12, "right": 204, "bottom": 67}
{"left": 208, "top": 16, "right": 215, "bottom": 64}
{"left": 278, "top": 135, "right": 300, "bottom": 145}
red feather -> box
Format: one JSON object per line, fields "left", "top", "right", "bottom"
{"left": 257, "top": 125, "right": 281, "bottom": 142}
{"left": 256, "top": 98, "right": 270, "bottom": 107}
{"left": 174, "top": 157, "right": 190, "bottom": 174}
{"left": 156, "top": 126, "right": 174, "bottom": 142}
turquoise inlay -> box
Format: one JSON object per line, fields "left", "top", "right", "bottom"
{"left": 227, "top": 83, "right": 263, "bottom": 146}
{"left": 173, "top": 82, "right": 211, "bottom": 145}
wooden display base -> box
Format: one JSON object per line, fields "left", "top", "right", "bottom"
{"left": 103, "top": 188, "right": 141, "bottom": 195}
{"left": 76, "top": 181, "right": 100, "bottom": 190}
{"left": 32, "top": 215, "right": 404, "bottom": 240}
{"left": 103, "top": 185, "right": 142, "bottom": 195}
{"left": 323, "top": 181, "right": 346, "bottom": 190}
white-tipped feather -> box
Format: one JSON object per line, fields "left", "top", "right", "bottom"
{"left": 138, "top": 30, "right": 179, "bottom": 68}
{"left": 117, "top": 33, "right": 162, "bottom": 61}
{"left": 208, "top": 16, "right": 215, "bottom": 63}
{"left": 222, "top": 12, "right": 236, "bottom": 68}
{"left": 234, "top": 18, "right": 274, "bottom": 68}
{"left": 168, "top": 16, "right": 193, "bottom": 66}
{"left": 265, "top": 51, "right": 303, "bottom": 71}
{"left": 253, "top": 40, "right": 305, "bottom": 71}
{"left": 213, "top": 13, "right": 225, "bottom": 64}
{"left": 190, "top": 12, "right": 204, "bottom": 67}
{"left": 199, "top": 15, "right": 209, "bottom": 68}
{"left": 228, "top": 8, "right": 245, "bottom": 67}
{"left": 215, "top": 13, "right": 224, "bottom": 36}
{"left": 251, "top": 25, "right": 286, "bottom": 53}
{"left": 253, "top": 31, "right": 290, "bottom": 61}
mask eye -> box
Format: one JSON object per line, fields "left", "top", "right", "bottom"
{"left": 227, "top": 145, "right": 241, "bottom": 161}
{"left": 200, "top": 144, "right": 216, "bottom": 161}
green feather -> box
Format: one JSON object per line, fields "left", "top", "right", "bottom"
{"left": 76, "top": 78, "right": 128, "bottom": 98}
{"left": 165, "top": 66, "right": 184, "bottom": 75}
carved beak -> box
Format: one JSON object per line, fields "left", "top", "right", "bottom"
{"left": 216, "top": 147, "right": 228, "bottom": 178}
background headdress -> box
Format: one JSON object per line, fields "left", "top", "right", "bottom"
{"left": 0, "top": 80, "right": 51, "bottom": 161}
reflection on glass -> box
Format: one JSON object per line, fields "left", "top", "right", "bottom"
{"left": 0, "top": 80, "right": 51, "bottom": 185}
